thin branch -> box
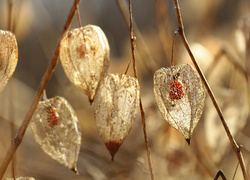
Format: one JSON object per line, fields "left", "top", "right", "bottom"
{"left": 9, "top": 80, "right": 16, "bottom": 180}
{"left": 214, "top": 170, "right": 227, "bottom": 180}
{"left": 170, "top": 31, "right": 178, "bottom": 66}
{"left": 116, "top": 0, "right": 157, "bottom": 74}
{"left": 7, "top": 0, "right": 16, "bottom": 178}
{"left": 124, "top": 58, "right": 132, "bottom": 75}
{"left": 0, "top": 0, "right": 81, "bottom": 178}
{"left": 232, "top": 162, "right": 240, "bottom": 180}
{"left": 153, "top": 0, "right": 172, "bottom": 64}
{"left": 222, "top": 47, "right": 249, "bottom": 81}
{"left": 173, "top": 0, "right": 248, "bottom": 179}
{"left": 7, "top": 0, "right": 13, "bottom": 31}
{"left": 77, "top": 7, "right": 82, "bottom": 28}
{"left": 128, "top": 0, "right": 154, "bottom": 180}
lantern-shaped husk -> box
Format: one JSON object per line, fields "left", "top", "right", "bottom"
{"left": 60, "top": 25, "right": 110, "bottom": 103}
{"left": 30, "top": 96, "right": 81, "bottom": 173}
{"left": 154, "top": 64, "right": 205, "bottom": 144}
{"left": 94, "top": 73, "right": 140, "bottom": 160}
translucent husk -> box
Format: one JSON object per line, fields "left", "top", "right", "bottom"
{"left": 94, "top": 73, "right": 140, "bottom": 160}
{"left": 0, "top": 30, "right": 18, "bottom": 92}
{"left": 154, "top": 64, "right": 205, "bottom": 142}
{"left": 60, "top": 25, "right": 110, "bottom": 103}
{"left": 30, "top": 96, "right": 81, "bottom": 173}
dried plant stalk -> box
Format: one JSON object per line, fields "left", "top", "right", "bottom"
{"left": 174, "top": 0, "right": 247, "bottom": 178}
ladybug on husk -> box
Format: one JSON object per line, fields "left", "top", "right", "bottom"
{"left": 169, "top": 72, "right": 185, "bottom": 100}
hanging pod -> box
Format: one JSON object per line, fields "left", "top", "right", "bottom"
{"left": 94, "top": 73, "right": 140, "bottom": 161}
{"left": 153, "top": 64, "right": 205, "bottom": 144}
{"left": 0, "top": 30, "right": 18, "bottom": 92}
{"left": 30, "top": 96, "right": 81, "bottom": 173}
{"left": 60, "top": 25, "right": 110, "bottom": 103}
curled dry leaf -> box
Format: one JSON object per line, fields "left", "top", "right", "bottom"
{"left": 5, "top": 177, "right": 35, "bottom": 180}
{"left": 30, "top": 96, "right": 81, "bottom": 173}
{"left": 60, "top": 25, "right": 110, "bottom": 103}
{"left": 154, "top": 64, "right": 206, "bottom": 143}
{"left": 94, "top": 73, "right": 140, "bottom": 161}
{"left": 0, "top": 30, "right": 18, "bottom": 92}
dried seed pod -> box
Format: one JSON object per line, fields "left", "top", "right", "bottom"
{"left": 30, "top": 96, "right": 81, "bottom": 173}
{"left": 60, "top": 25, "right": 110, "bottom": 103}
{"left": 94, "top": 73, "right": 140, "bottom": 161}
{"left": 154, "top": 64, "right": 205, "bottom": 144}
{"left": 0, "top": 30, "right": 18, "bottom": 92}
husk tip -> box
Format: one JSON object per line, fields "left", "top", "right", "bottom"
{"left": 71, "top": 166, "right": 79, "bottom": 174}
{"left": 185, "top": 138, "right": 191, "bottom": 145}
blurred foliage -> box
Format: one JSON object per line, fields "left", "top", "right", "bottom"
{"left": 0, "top": 0, "right": 249, "bottom": 179}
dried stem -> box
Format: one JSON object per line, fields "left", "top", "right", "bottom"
{"left": 128, "top": 0, "right": 154, "bottom": 180}
{"left": 7, "top": 0, "right": 12, "bottom": 31}
{"left": 0, "top": 0, "right": 81, "bottom": 178}
{"left": 232, "top": 162, "right": 240, "bottom": 180}
{"left": 9, "top": 78, "right": 16, "bottom": 180}
{"left": 7, "top": 0, "right": 16, "bottom": 178}
{"left": 214, "top": 170, "right": 227, "bottom": 180}
{"left": 153, "top": 0, "right": 172, "bottom": 63}
{"left": 116, "top": 0, "right": 157, "bottom": 74}
{"left": 77, "top": 7, "right": 82, "bottom": 28}
{"left": 173, "top": 0, "right": 248, "bottom": 179}
{"left": 124, "top": 58, "right": 132, "bottom": 75}
{"left": 170, "top": 31, "right": 178, "bottom": 66}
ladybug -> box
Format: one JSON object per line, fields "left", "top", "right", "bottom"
{"left": 169, "top": 72, "right": 185, "bottom": 100}
{"left": 47, "top": 107, "right": 60, "bottom": 128}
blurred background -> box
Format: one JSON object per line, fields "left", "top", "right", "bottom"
{"left": 0, "top": 0, "right": 249, "bottom": 179}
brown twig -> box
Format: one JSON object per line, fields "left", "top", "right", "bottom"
{"left": 9, "top": 83, "right": 16, "bottom": 180}
{"left": 116, "top": 0, "right": 157, "bottom": 74}
{"left": 232, "top": 162, "right": 240, "bottom": 180}
{"left": 0, "top": 0, "right": 81, "bottom": 178}
{"left": 7, "top": 0, "right": 12, "bottom": 31}
{"left": 214, "top": 170, "right": 227, "bottom": 180}
{"left": 9, "top": 78, "right": 16, "bottom": 180}
{"left": 153, "top": 0, "right": 172, "bottom": 64}
{"left": 76, "top": 6, "right": 82, "bottom": 28}
{"left": 170, "top": 30, "right": 178, "bottom": 66}
{"left": 7, "top": 0, "right": 16, "bottom": 179}
{"left": 173, "top": 0, "right": 248, "bottom": 179}
{"left": 128, "top": 0, "right": 154, "bottom": 180}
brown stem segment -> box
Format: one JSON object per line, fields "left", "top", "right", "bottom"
{"left": 128, "top": 0, "right": 154, "bottom": 180}
{"left": 7, "top": 0, "right": 13, "bottom": 31}
{"left": 173, "top": 0, "right": 248, "bottom": 179}
{"left": 0, "top": 0, "right": 81, "bottom": 178}
{"left": 7, "top": 0, "right": 16, "bottom": 178}
{"left": 116, "top": 0, "right": 157, "bottom": 75}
